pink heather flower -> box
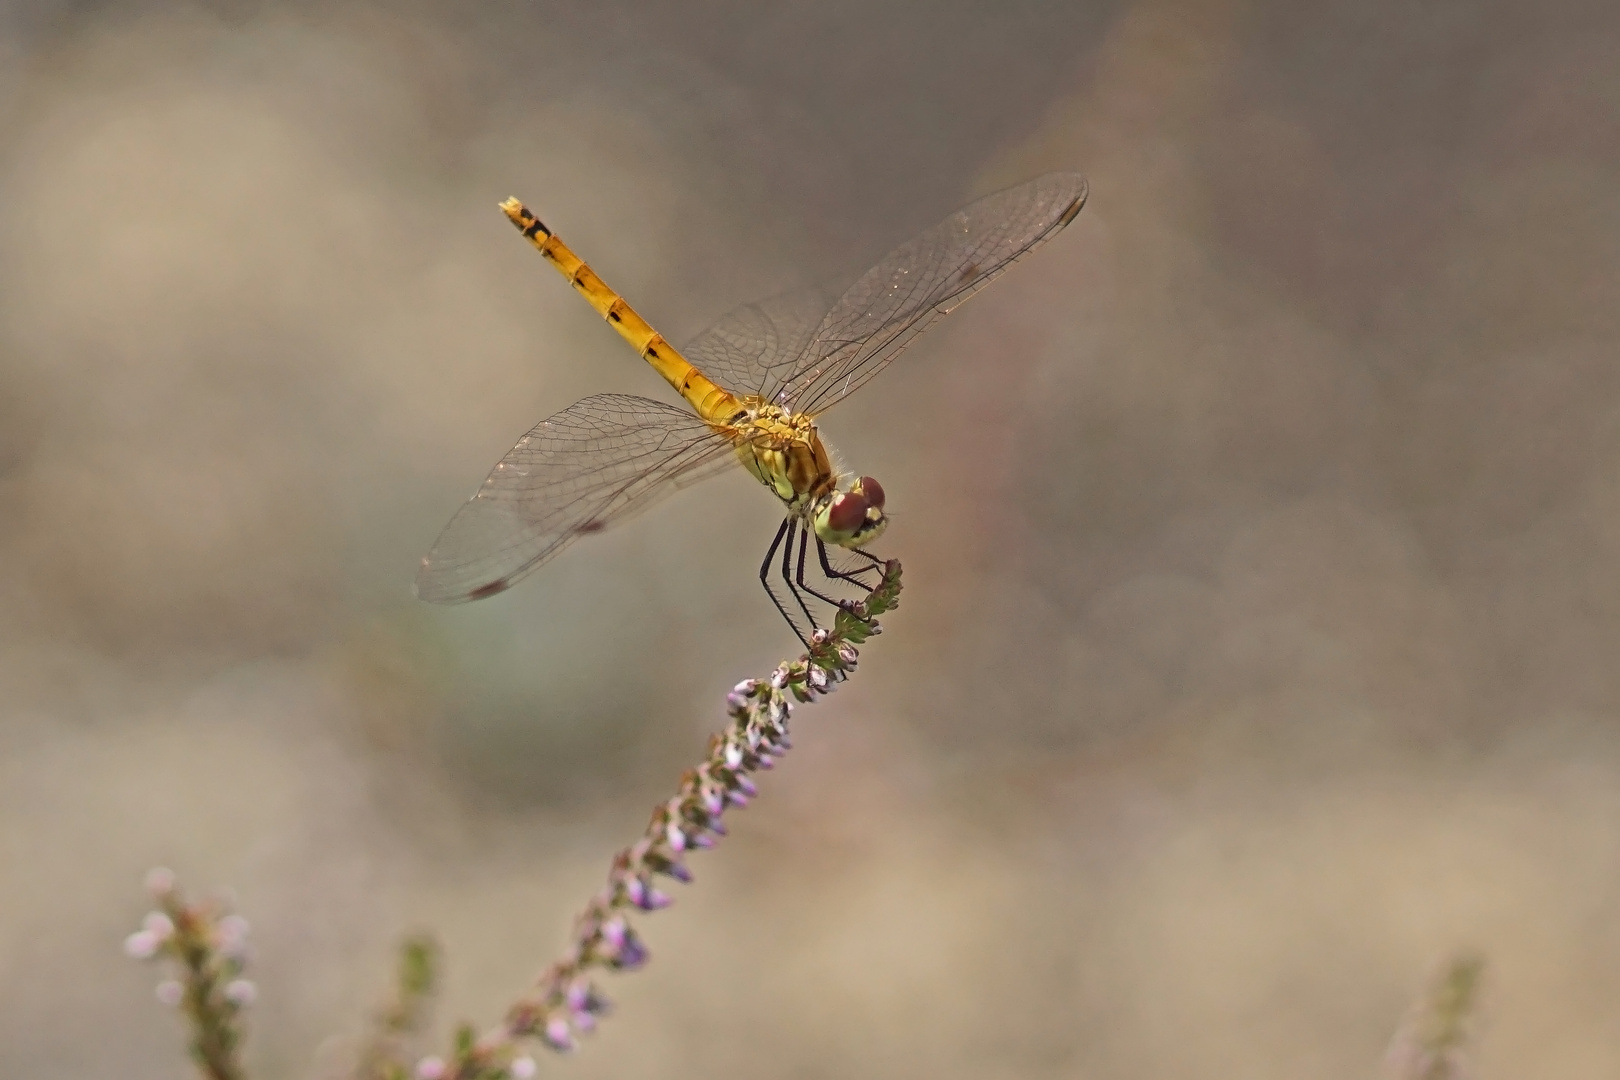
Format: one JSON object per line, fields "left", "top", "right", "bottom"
{"left": 807, "top": 666, "right": 830, "bottom": 692}
{"left": 144, "top": 867, "right": 176, "bottom": 897}
{"left": 216, "top": 914, "right": 250, "bottom": 949}
{"left": 155, "top": 980, "right": 184, "bottom": 1006}
{"left": 414, "top": 1056, "right": 446, "bottom": 1080}
{"left": 142, "top": 911, "right": 176, "bottom": 940}
{"left": 123, "top": 930, "right": 162, "bottom": 960}
{"left": 224, "top": 979, "right": 257, "bottom": 1007}
{"left": 732, "top": 679, "right": 757, "bottom": 696}
{"left": 542, "top": 1016, "right": 575, "bottom": 1052}
{"left": 510, "top": 1056, "right": 538, "bottom": 1079}
{"left": 811, "top": 628, "right": 830, "bottom": 646}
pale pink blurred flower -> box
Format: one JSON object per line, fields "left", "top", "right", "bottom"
{"left": 124, "top": 930, "right": 162, "bottom": 960}
{"left": 144, "top": 867, "right": 176, "bottom": 897}
{"left": 224, "top": 979, "right": 257, "bottom": 1007}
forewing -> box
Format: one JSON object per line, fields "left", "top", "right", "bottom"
{"left": 781, "top": 173, "right": 1088, "bottom": 416}
{"left": 416, "top": 394, "right": 735, "bottom": 603}
{"left": 680, "top": 282, "right": 838, "bottom": 402}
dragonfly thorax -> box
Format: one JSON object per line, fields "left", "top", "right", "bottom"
{"left": 727, "top": 398, "right": 888, "bottom": 549}
{"left": 730, "top": 398, "right": 835, "bottom": 509}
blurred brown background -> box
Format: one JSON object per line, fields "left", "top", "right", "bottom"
{"left": 3, "top": 0, "right": 1619, "bottom": 1076}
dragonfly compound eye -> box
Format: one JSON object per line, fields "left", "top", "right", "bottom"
{"left": 825, "top": 490, "right": 870, "bottom": 536}
{"left": 857, "top": 476, "right": 885, "bottom": 512}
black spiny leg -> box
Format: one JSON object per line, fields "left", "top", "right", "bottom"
{"left": 759, "top": 518, "right": 810, "bottom": 647}
{"left": 818, "top": 538, "right": 882, "bottom": 590}
{"left": 798, "top": 529, "right": 865, "bottom": 614}
{"left": 781, "top": 519, "right": 819, "bottom": 632}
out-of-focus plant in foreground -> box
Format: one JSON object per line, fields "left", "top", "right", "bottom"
{"left": 127, "top": 560, "right": 902, "bottom": 1078}
{"left": 1383, "top": 952, "right": 1486, "bottom": 1080}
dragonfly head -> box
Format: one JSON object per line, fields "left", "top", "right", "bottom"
{"left": 812, "top": 475, "right": 888, "bottom": 548}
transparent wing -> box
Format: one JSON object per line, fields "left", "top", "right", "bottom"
{"left": 416, "top": 393, "right": 736, "bottom": 603}
{"left": 680, "top": 282, "right": 839, "bottom": 402}
{"left": 782, "top": 172, "right": 1088, "bottom": 416}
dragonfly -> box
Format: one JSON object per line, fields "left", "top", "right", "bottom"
{"left": 416, "top": 172, "right": 1089, "bottom": 644}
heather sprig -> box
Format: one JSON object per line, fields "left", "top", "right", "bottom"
{"left": 124, "top": 868, "right": 255, "bottom": 1080}
{"left": 1383, "top": 952, "right": 1486, "bottom": 1080}
{"left": 352, "top": 934, "right": 443, "bottom": 1080}
{"left": 413, "top": 559, "right": 902, "bottom": 1076}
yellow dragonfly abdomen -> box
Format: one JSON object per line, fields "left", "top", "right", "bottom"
{"left": 499, "top": 199, "right": 741, "bottom": 429}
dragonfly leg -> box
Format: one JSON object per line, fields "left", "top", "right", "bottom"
{"left": 781, "top": 519, "right": 821, "bottom": 632}
{"left": 796, "top": 526, "right": 859, "bottom": 614}
{"left": 850, "top": 546, "right": 886, "bottom": 570}
{"left": 760, "top": 518, "right": 811, "bottom": 647}
{"left": 818, "top": 538, "right": 882, "bottom": 590}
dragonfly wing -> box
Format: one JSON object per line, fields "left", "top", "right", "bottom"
{"left": 680, "top": 282, "right": 839, "bottom": 403}
{"left": 780, "top": 173, "right": 1088, "bottom": 416}
{"left": 416, "top": 393, "right": 735, "bottom": 603}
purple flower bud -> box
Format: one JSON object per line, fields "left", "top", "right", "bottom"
{"left": 611, "top": 932, "right": 649, "bottom": 971}
{"left": 224, "top": 979, "right": 257, "bottom": 1007}
{"left": 733, "top": 774, "right": 758, "bottom": 797}
{"left": 142, "top": 912, "right": 175, "bottom": 940}
{"left": 665, "top": 822, "right": 687, "bottom": 852}
{"left": 541, "top": 1017, "right": 575, "bottom": 1052}
{"left": 510, "top": 1055, "right": 538, "bottom": 1079}
{"left": 769, "top": 668, "right": 789, "bottom": 689}
{"left": 733, "top": 679, "right": 758, "bottom": 696}
{"left": 572, "top": 1009, "right": 598, "bottom": 1033}
{"left": 807, "top": 666, "right": 829, "bottom": 692}
{"left": 811, "top": 628, "right": 830, "bottom": 646}
{"left": 564, "top": 981, "right": 590, "bottom": 1011}
{"left": 723, "top": 741, "right": 744, "bottom": 768}
{"left": 155, "top": 980, "right": 183, "bottom": 1007}
{"left": 837, "top": 644, "right": 859, "bottom": 666}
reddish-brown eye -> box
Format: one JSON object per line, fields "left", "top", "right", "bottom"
{"left": 858, "top": 476, "right": 885, "bottom": 511}
{"left": 827, "top": 490, "right": 869, "bottom": 534}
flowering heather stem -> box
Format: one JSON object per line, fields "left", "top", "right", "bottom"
{"left": 1383, "top": 952, "right": 1486, "bottom": 1080}
{"left": 124, "top": 869, "right": 255, "bottom": 1080}
{"left": 426, "top": 558, "right": 904, "bottom": 1075}
{"left": 354, "top": 934, "right": 441, "bottom": 1080}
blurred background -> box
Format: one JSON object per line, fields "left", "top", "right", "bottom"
{"left": 3, "top": 0, "right": 1619, "bottom": 1076}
